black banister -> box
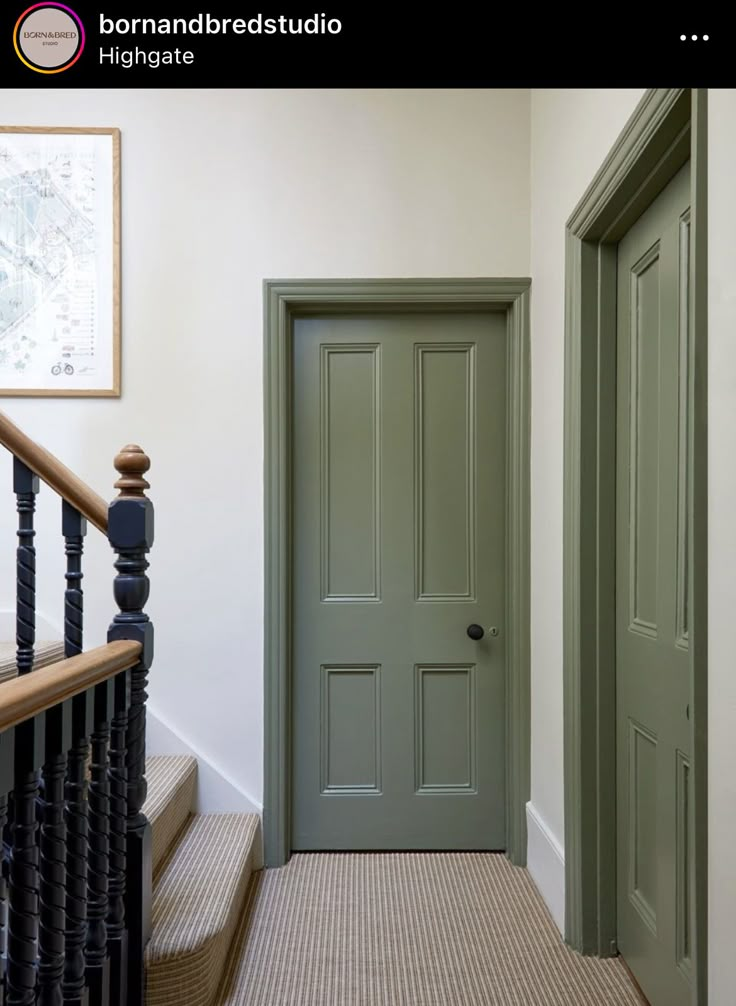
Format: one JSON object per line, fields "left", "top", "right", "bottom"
{"left": 0, "top": 437, "right": 154, "bottom": 1006}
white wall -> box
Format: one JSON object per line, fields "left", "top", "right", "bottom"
{"left": 706, "top": 87, "right": 736, "bottom": 1006}
{"left": 0, "top": 88, "right": 530, "bottom": 811}
{"left": 527, "top": 89, "right": 645, "bottom": 920}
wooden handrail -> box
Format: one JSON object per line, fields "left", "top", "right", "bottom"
{"left": 0, "top": 640, "right": 141, "bottom": 734}
{"left": 0, "top": 410, "right": 108, "bottom": 533}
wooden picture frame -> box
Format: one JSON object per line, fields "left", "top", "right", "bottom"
{"left": 0, "top": 126, "right": 121, "bottom": 397}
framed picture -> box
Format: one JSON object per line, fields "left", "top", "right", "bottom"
{"left": 0, "top": 126, "right": 120, "bottom": 397}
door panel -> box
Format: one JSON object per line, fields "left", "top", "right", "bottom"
{"left": 416, "top": 344, "right": 476, "bottom": 599}
{"left": 321, "top": 345, "right": 380, "bottom": 601}
{"left": 616, "top": 161, "right": 691, "bottom": 1006}
{"left": 292, "top": 312, "right": 507, "bottom": 850}
{"left": 321, "top": 665, "right": 381, "bottom": 793}
{"left": 415, "top": 664, "right": 475, "bottom": 792}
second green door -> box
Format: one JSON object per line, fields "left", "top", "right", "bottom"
{"left": 616, "top": 162, "right": 692, "bottom": 1006}
{"left": 292, "top": 311, "right": 508, "bottom": 850}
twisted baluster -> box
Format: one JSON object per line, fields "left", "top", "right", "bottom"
{"left": 62, "top": 740, "right": 88, "bottom": 1006}
{"left": 7, "top": 460, "right": 40, "bottom": 1006}
{"left": 107, "top": 674, "right": 129, "bottom": 1006}
{"left": 7, "top": 774, "right": 39, "bottom": 1006}
{"left": 14, "top": 459, "right": 38, "bottom": 676}
{"left": 0, "top": 792, "right": 7, "bottom": 963}
{"left": 86, "top": 721, "right": 110, "bottom": 973}
{"left": 62, "top": 502, "right": 85, "bottom": 660}
{"left": 107, "top": 703, "right": 128, "bottom": 942}
{"left": 62, "top": 503, "right": 89, "bottom": 1006}
{"left": 38, "top": 753, "right": 67, "bottom": 1006}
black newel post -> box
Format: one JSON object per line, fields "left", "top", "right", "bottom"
{"left": 106, "top": 446, "right": 153, "bottom": 1006}
{"left": 8, "top": 460, "right": 40, "bottom": 1006}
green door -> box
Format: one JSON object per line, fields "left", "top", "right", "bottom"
{"left": 292, "top": 311, "right": 508, "bottom": 850}
{"left": 616, "top": 162, "right": 692, "bottom": 1005}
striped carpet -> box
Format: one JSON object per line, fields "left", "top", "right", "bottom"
{"left": 144, "top": 755, "right": 198, "bottom": 874}
{"left": 147, "top": 813, "right": 260, "bottom": 1006}
{"left": 218, "top": 853, "right": 645, "bottom": 1006}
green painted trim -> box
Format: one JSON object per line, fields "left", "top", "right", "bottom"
{"left": 505, "top": 287, "right": 531, "bottom": 865}
{"left": 264, "top": 278, "right": 531, "bottom": 868}
{"left": 689, "top": 87, "right": 708, "bottom": 1006}
{"left": 563, "top": 87, "right": 708, "bottom": 1004}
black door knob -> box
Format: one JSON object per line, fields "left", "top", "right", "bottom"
{"left": 467, "top": 624, "right": 484, "bottom": 641}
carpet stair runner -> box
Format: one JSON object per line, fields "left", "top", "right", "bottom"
{"left": 143, "top": 755, "right": 261, "bottom": 1006}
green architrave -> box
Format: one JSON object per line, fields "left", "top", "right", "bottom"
{"left": 563, "top": 88, "right": 707, "bottom": 1006}
{"left": 264, "top": 279, "right": 531, "bottom": 869}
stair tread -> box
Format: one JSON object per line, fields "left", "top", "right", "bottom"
{"left": 148, "top": 813, "right": 259, "bottom": 958}
{"left": 145, "top": 813, "right": 260, "bottom": 1006}
{"left": 144, "top": 755, "right": 198, "bottom": 874}
{"left": 0, "top": 640, "right": 65, "bottom": 683}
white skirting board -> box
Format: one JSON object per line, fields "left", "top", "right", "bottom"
{"left": 146, "top": 704, "right": 262, "bottom": 818}
{"left": 526, "top": 801, "right": 565, "bottom": 934}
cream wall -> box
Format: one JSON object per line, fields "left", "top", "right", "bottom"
{"left": 705, "top": 87, "right": 736, "bottom": 1006}
{"left": 0, "top": 88, "right": 531, "bottom": 811}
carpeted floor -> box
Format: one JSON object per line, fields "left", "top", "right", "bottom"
{"left": 217, "top": 853, "right": 646, "bottom": 1006}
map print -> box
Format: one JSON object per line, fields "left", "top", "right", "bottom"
{"left": 0, "top": 132, "right": 115, "bottom": 392}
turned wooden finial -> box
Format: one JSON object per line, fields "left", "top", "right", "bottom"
{"left": 114, "top": 444, "right": 151, "bottom": 498}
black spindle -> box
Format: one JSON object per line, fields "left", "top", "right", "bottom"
{"left": 85, "top": 686, "right": 112, "bottom": 1006}
{"left": 14, "top": 459, "right": 37, "bottom": 676}
{"left": 7, "top": 460, "right": 40, "bottom": 1006}
{"left": 61, "top": 504, "right": 90, "bottom": 1006}
{"left": 107, "top": 445, "right": 153, "bottom": 1006}
{"left": 38, "top": 734, "right": 68, "bottom": 1006}
{"left": 1, "top": 734, "right": 11, "bottom": 1000}
{"left": 62, "top": 737, "right": 88, "bottom": 1006}
{"left": 0, "top": 787, "right": 8, "bottom": 997}
{"left": 6, "top": 772, "right": 39, "bottom": 1006}
{"left": 62, "top": 502, "right": 85, "bottom": 660}
{"left": 106, "top": 672, "right": 129, "bottom": 1006}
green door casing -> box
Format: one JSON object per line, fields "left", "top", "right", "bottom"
{"left": 616, "top": 162, "right": 692, "bottom": 1006}
{"left": 292, "top": 311, "right": 508, "bottom": 850}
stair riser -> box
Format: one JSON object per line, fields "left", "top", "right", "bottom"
{"left": 144, "top": 756, "right": 198, "bottom": 874}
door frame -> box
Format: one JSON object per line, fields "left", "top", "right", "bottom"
{"left": 562, "top": 88, "right": 707, "bottom": 1004}
{"left": 264, "top": 278, "right": 531, "bottom": 867}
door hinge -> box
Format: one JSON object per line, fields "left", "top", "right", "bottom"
{"left": 610, "top": 939, "right": 618, "bottom": 956}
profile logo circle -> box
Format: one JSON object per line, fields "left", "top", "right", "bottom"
{"left": 14, "top": 3, "right": 85, "bottom": 73}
